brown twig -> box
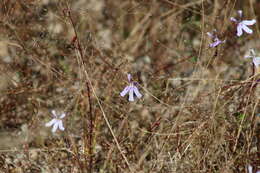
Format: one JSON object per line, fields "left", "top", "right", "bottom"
{"left": 65, "top": 5, "right": 94, "bottom": 172}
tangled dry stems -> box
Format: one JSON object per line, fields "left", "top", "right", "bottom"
{"left": 0, "top": 0, "right": 259, "bottom": 172}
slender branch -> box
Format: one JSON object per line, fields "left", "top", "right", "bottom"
{"left": 64, "top": 5, "right": 134, "bottom": 173}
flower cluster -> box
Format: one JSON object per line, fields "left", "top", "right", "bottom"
{"left": 206, "top": 10, "right": 258, "bottom": 70}
{"left": 207, "top": 10, "right": 256, "bottom": 48}
{"left": 46, "top": 10, "right": 259, "bottom": 134}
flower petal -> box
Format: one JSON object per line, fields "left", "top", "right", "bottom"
{"left": 128, "top": 88, "right": 134, "bottom": 102}
{"left": 237, "top": 25, "right": 243, "bottom": 36}
{"left": 238, "top": 10, "right": 242, "bottom": 17}
{"left": 250, "top": 49, "right": 256, "bottom": 56}
{"left": 133, "top": 86, "right": 142, "bottom": 98}
{"left": 51, "top": 110, "right": 57, "bottom": 117}
{"left": 127, "top": 73, "right": 132, "bottom": 82}
{"left": 209, "top": 42, "right": 219, "bottom": 48}
{"left": 230, "top": 17, "right": 237, "bottom": 22}
{"left": 58, "top": 120, "right": 65, "bottom": 131}
{"left": 242, "top": 19, "right": 256, "bottom": 25}
{"left": 209, "top": 39, "right": 221, "bottom": 48}
{"left": 52, "top": 122, "right": 59, "bottom": 133}
{"left": 241, "top": 24, "right": 253, "bottom": 34}
{"left": 120, "top": 86, "right": 130, "bottom": 97}
{"left": 207, "top": 32, "right": 213, "bottom": 38}
{"left": 244, "top": 55, "right": 253, "bottom": 59}
{"left": 45, "top": 119, "right": 57, "bottom": 127}
{"left": 253, "top": 57, "right": 260, "bottom": 68}
{"left": 248, "top": 165, "right": 253, "bottom": 173}
{"left": 60, "top": 113, "right": 66, "bottom": 119}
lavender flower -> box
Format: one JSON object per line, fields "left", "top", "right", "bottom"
{"left": 207, "top": 30, "right": 225, "bottom": 48}
{"left": 45, "top": 110, "right": 66, "bottom": 133}
{"left": 120, "top": 74, "right": 142, "bottom": 102}
{"left": 230, "top": 10, "right": 256, "bottom": 37}
{"left": 245, "top": 49, "right": 260, "bottom": 68}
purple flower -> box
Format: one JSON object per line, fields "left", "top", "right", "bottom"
{"left": 230, "top": 10, "right": 256, "bottom": 37}
{"left": 45, "top": 110, "right": 66, "bottom": 133}
{"left": 207, "top": 30, "right": 225, "bottom": 48}
{"left": 120, "top": 74, "right": 142, "bottom": 102}
{"left": 245, "top": 49, "right": 260, "bottom": 68}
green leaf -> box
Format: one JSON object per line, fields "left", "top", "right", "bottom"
{"left": 238, "top": 114, "right": 246, "bottom": 121}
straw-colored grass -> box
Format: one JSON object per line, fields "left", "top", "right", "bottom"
{"left": 0, "top": 0, "right": 259, "bottom": 172}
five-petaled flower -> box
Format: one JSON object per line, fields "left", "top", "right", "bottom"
{"left": 230, "top": 10, "right": 256, "bottom": 37}
{"left": 207, "top": 30, "right": 225, "bottom": 48}
{"left": 245, "top": 49, "right": 260, "bottom": 68}
{"left": 45, "top": 110, "right": 66, "bottom": 133}
{"left": 120, "top": 73, "right": 142, "bottom": 102}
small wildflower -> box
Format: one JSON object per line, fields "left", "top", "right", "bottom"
{"left": 245, "top": 49, "right": 260, "bottom": 68}
{"left": 230, "top": 10, "right": 256, "bottom": 37}
{"left": 120, "top": 73, "right": 142, "bottom": 102}
{"left": 45, "top": 110, "right": 66, "bottom": 133}
{"left": 207, "top": 30, "right": 225, "bottom": 48}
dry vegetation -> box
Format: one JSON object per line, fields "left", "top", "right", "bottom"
{"left": 0, "top": 0, "right": 260, "bottom": 172}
